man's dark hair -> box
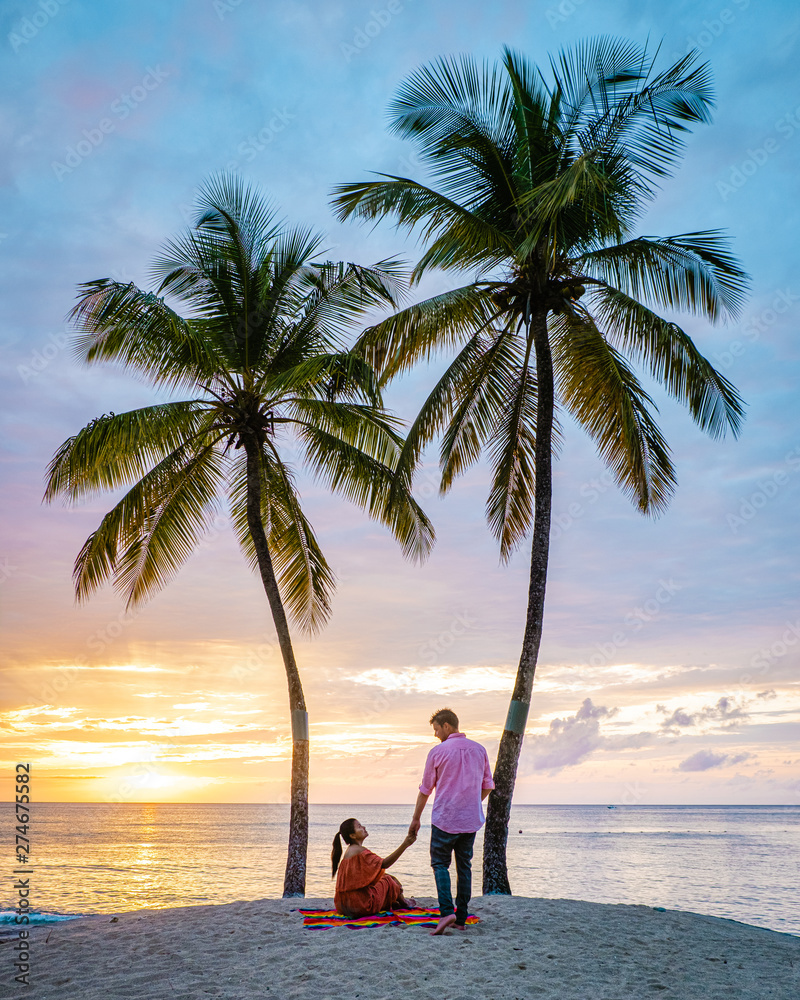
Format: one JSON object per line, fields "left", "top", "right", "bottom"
{"left": 430, "top": 708, "right": 459, "bottom": 729}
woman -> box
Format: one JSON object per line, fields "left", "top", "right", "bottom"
{"left": 332, "top": 818, "right": 417, "bottom": 917}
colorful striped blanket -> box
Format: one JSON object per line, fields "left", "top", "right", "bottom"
{"left": 299, "top": 906, "right": 479, "bottom": 929}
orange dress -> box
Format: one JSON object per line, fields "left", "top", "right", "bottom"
{"left": 334, "top": 848, "right": 405, "bottom": 917}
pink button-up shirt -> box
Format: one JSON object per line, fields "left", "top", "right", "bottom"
{"left": 419, "top": 732, "right": 495, "bottom": 834}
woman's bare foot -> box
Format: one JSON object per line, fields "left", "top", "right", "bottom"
{"left": 430, "top": 913, "right": 456, "bottom": 935}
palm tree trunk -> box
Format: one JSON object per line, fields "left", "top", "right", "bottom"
{"left": 242, "top": 435, "right": 309, "bottom": 897}
{"left": 482, "top": 307, "right": 554, "bottom": 895}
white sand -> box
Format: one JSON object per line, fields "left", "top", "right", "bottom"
{"left": 12, "top": 895, "right": 799, "bottom": 999}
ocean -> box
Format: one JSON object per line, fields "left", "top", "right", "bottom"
{"left": 2, "top": 803, "right": 798, "bottom": 936}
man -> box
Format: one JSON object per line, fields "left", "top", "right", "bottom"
{"left": 408, "top": 708, "right": 494, "bottom": 935}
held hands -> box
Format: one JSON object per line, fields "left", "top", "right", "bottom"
{"left": 403, "top": 831, "right": 417, "bottom": 848}
{"left": 408, "top": 817, "right": 421, "bottom": 838}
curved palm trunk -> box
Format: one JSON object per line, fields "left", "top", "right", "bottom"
{"left": 243, "top": 436, "right": 309, "bottom": 897}
{"left": 483, "top": 308, "right": 554, "bottom": 895}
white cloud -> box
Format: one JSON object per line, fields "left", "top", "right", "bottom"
{"left": 345, "top": 665, "right": 515, "bottom": 695}
{"left": 678, "top": 750, "right": 753, "bottom": 772}
{"left": 659, "top": 695, "right": 750, "bottom": 732}
{"left": 527, "top": 698, "right": 618, "bottom": 773}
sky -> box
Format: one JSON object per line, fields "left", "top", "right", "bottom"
{"left": 1, "top": 0, "right": 799, "bottom": 807}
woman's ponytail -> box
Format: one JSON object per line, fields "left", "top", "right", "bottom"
{"left": 331, "top": 833, "right": 343, "bottom": 877}
{"left": 331, "top": 817, "right": 358, "bottom": 878}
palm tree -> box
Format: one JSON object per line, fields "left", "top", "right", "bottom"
{"left": 44, "top": 174, "right": 434, "bottom": 897}
{"left": 332, "top": 38, "right": 748, "bottom": 893}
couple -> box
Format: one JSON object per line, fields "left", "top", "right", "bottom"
{"left": 331, "top": 708, "right": 494, "bottom": 935}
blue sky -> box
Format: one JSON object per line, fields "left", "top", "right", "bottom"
{"left": 1, "top": 0, "right": 799, "bottom": 805}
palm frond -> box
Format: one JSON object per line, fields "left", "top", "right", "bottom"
{"left": 548, "top": 36, "right": 649, "bottom": 131}
{"left": 382, "top": 329, "right": 499, "bottom": 514}
{"left": 592, "top": 285, "right": 744, "bottom": 438}
{"left": 73, "top": 440, "right": 226, "bottom": 606}
{"left": 502, "top": 46, "right": 559, "bottom": 194}
{"left": 289, "top": 258, "right": 408, "bottom": 351}
{"left": 354, "top": 282, "right": 500, "bottom": 382}
{"left": 288, "top": 398, "right": 403, "bottom": 467}
{"left": 574, "top": 46, "right": 715, "bottom": 186}
{"left": 44, "top": 402, "right": 211, "bottom": 504}
{"left": 388, "top": 52, "right": 515, "bottom": 158}
{"left": 192, "top": 171, "right": 285, "bottom": 263}
{"left": 299, "top": 424, "right": 434, "bottom": 563}
{"left": 331, "top": 177, "right": 514, "bottom": 278}
{"left": 228, "top": 451, "right": 335, "bottom": 634}
{"left": 552, "top": 310, "right": 676, "bottom": 514}
{"left": 68, "top": 280, "right": 224, "bottom": 391}
{"left": 484, "top": 363, "right": 539, "bottom": 560}
{"left": 263, "top": 353, "right": 382, "bottom": 408}
{"left": 578, "top": 231, "right": 749, "bottom": 321}
{"left": 439, "top": 324, "right": 524, "bottom": 490}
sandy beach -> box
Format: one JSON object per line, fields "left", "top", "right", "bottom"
{"left": 10, "top": 895, "right": 799, "bottom": 999}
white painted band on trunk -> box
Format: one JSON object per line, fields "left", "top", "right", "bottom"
{"left": 291, "top": 709, "right": 309, "bottom": 742}
{"left": 504, "top": 699, "right": 529, "bottom": 734}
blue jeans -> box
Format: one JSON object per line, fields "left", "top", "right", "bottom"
{"left": 430, "top": 824, "right": 476, "bottom": 925}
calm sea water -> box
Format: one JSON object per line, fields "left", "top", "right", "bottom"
{"left": 1, "top": 803, "right": 798, "bottom": 935}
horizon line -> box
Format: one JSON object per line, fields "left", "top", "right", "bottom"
{"left": 4, "top": 801, "right": 797, "bottom": 807}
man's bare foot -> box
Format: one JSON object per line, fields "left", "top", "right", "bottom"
{"left": 453, "top": 923, "right": 467, "bottom": 930}
{"left": 398, "top": 896, "right": 416, "bottom": 909}
{"left": 430, "top": 913, "right": 456, "bottom": 935}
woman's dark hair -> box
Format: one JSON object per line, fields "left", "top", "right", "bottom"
{"left": 331, "top": 817, "right": 358, "bottom": 877}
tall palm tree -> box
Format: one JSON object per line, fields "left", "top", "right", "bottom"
{"left": 332, "top": 39, "right": 748, "bottom": 893}
{"left": 44, "top": 174, "right": 434, "bottom": 897}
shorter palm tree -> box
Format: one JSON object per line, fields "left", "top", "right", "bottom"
{"left": 44, "top": 174, "right": 434, "bottom": 896}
